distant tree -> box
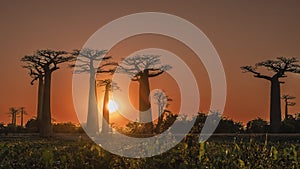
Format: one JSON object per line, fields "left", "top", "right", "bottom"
{"left": 160, "top": 111, "right": 178, "bottom": 133}
{"left": 280, "top": 115, "right": 297, "bottom": 133}
{"left": 241, "top": 57, "right": 300, "bottom": 132}
{"left": 19, "top": 107, "right": 27, "bottom": 128}
{"left": 215, "top": 118, "right": 244, "bottom": 133}
{"left": 7, "top": 107, "right": 19, "bottom": 126}
{"left": 25, "top": 118, "right": 39, "bottom": 132}
{"left": 0, "top": 123, "right": 5, "bottom": 129}
{"left": 21, "top": 49, "right": 75, "bottom": 137}
{"left": 53, "top": 122, "right": 77, "bottom": 133}
{"left": 281, "top": 94, "right": 296, "bottom": 119}
{"left": 190, "top": 113, "right": 207, "bottom": 134}
{"left": 117, "top": 55, "right": 171, "bottom": 133}
{"left": 246, "top": 118, "right": 269, "bottom": 133}
{"left": 97, "top": 79, "right": 118, "bottom": 134}
{"left": 71, "top": 48, "right": 114, "bottom": 135}
{"left": 152, "top": 90, "right": 172, "bottom": 133}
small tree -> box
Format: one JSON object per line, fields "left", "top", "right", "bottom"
{"left": 19, "top": 107, "right": 27, "bottom": 128}
{"left": 117, "top": 55, "right": 171, "bottom": 133}
{"left": 8, "top": 107, "right": 19, "bottom": 126}
{"left": 152, "top": 90, "right": 172, "bottom": 133}
{"left": 241, "top": 56, "right": 300, "bottom": 132}
{"left": 281, "top": 94, "right": 296, "bottom": 119}
{"left": 21, "top": 49, "right": 75, "bottom": 137}
{"left": 246, "top": 117, "right": 269, "bottom": 133}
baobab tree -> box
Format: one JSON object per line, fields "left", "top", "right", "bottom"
{"left": 117, "top": 55, "right": 171, "bottom": 133}
{"left": 8, "top": 107, "right": 19, "bottom": 126}
{"left": 241, "top": 56, "right": 300, "bottom": 132}
{"left": 152, "top": 90, "right": 172, "bottom": 133}
{"left": 97, "top": 79, "right": 119, "bottom": 134}
{"left": 71, "top": 48, "right": 115, "bottom": 134}
{"left": 19, "top": 107, "right": 27, "bottom": 128}
{"left": 22, "top": 61, "right": 44, "bottom": 126}
{"left": 281, "top": 94, "right": 296, "bottom": 119}
{"left": 21, "top": 49, "right": 74, "bottom": 137}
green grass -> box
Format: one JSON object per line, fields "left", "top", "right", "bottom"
{"left": 0, "top": 135, "right": 299, "bottom": 169}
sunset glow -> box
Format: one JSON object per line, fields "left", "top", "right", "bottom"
{"left": 108, "top": 100, "right": 119, "bottom": 113}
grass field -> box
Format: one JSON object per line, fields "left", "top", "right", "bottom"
{"left": 0, "top": 134, "right": 299, "bottom": 169}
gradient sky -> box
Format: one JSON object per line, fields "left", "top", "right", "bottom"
{"left": 0, "top": 1, "right": 300, "bottom": 125}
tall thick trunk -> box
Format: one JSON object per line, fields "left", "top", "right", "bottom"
{"left": 139, "top": 70, "right": 152, "bottom": 122}
{"left": 86, "top": 67, "right": 99, "bottom": 135}
{"left": 101, "top": 85, "right": 110, "bottom": 134}
{"left": 40, "top": 70, "right": 52, "bottom": 137}
{"left": 284, "top": 101, "right": 288, "bottom": 119}
{"left": 139, "top": 70, "right": 153, "bottom": 134}
{"left": 37, "top": 77, "right": 44, "bottom": 127}
{"left": 270, "top": 78, "right": 282, "bottom": 133}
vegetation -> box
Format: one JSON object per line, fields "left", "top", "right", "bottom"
{"left": 0, "top": 136, "right": 299, "bottom": 168}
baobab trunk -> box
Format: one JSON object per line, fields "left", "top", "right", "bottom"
{"left": 139, "top": 70, "right": 153, "bottom": 133}
{"left": 139, "top": 70, "right": 152, "bottom": 122}
{"left": 156, "top": 105, "right": 163, "bottom": 133}
{"left": 86, "top": 68, "right": 99, "bottom": 135}
{"left": 270, "top": 78, "right": 282, "bottom": 133}
{"left": 37, "top": 77, "right": 44, "bottom": 127}
{"left": 21, "top": 113, "right": 23, "bottom": 127}
{"left": 20, "top": 110, "right": 24, "bottom": 127}
{"left": 101, "top": 84, "right": 110, "bottom": 134}
{"left": 40, "top": 71, "right": 52, "bottom": 137}
{"left": 284, "top": 101, "right": 288, "bottom": 119}
{"left": 13, "top": 112, "right": 17, "bottom": 126}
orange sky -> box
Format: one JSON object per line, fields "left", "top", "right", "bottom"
{"left": 0, "top": 1, "right": 300, "bottom": 126}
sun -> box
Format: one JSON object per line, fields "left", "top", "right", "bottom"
{"left": 108, "top": 100, "right": 119, "bottom": 113}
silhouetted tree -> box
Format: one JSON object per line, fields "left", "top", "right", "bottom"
{"left": 71, "top": 48, "right": 114, "bottom": 135}
{"left": 7, "top": 107, "right": 19, "bottom": 126}
{"left": 21, "top": 49, "right": 74, "bottom": 137}
{"left": 117, "top": 55, "right": 171, "bottom": 133}
{"left": 22, "top": 62, "right": 44, "bottom": 126}
{"left": 97, "top": 79, "right": 119, "bottom": 134}
{"left": 214, "top": 117, "right": 243, "bottom": 133}
{"left": 246, "top": 118, "right": 269, "bottom": 133}
{"left": 281, "top": 94, "right": 296, "bottom": 119}
{"left": 152, "top": 90, "right": 172, "bottom": 133}
{"left": 19, "top": 107, "right": 27, "bottom": 128}
{"left": 241, "top": 57, "right": 300, "bottom": 132}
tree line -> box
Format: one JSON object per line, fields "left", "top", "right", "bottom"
{"left": 4, "top": 48, "right": 297, "bottom": 137}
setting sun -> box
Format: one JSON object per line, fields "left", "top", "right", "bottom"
{"left": 108, "top": 100, "right": 119, "bottom": 113}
